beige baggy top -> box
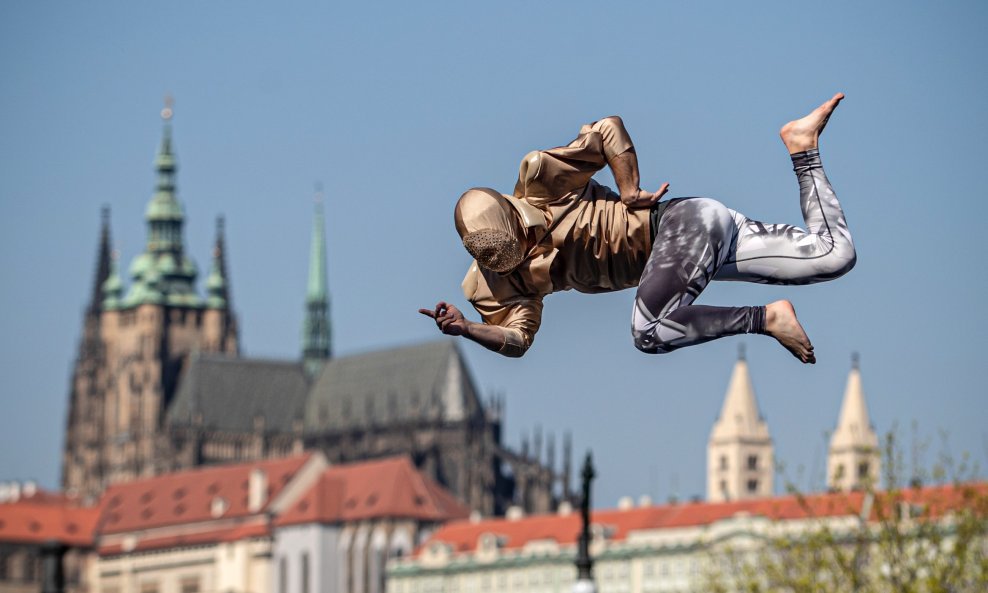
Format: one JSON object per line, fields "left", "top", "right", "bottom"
{"left": 461, "top": 116, "right": 653, "bottom": 356}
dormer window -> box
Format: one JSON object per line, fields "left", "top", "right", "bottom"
{"left": 210, "top": 496, "right": 228, "bottom": 518}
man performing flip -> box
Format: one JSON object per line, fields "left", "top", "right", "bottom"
{"left": 420, "top": 94, "right": 854, "bottom": 364}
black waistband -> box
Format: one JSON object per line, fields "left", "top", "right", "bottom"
{"left": 649, "top": 198, "right": 686, "bottom": 244}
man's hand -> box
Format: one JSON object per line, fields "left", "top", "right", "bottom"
{"left": 418, "top": 301, "right": 469, "bottom": 337}
{"left": 621, "top": 183, "right": 670, "bottom": 209}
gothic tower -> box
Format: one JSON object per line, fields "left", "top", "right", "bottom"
{"left": 827, "top": 353, "right": 880, "bottom": 492}
{"left": 203, "top": 215, "right": 239, "bottom": 353}
{"left": 61, "top": 207, "right": 113, "bottom": 499}
{"left": 302, "top": 192, "right": 331, "bottom": 376}
{"left": 707, "top": 347, "right": 774, "bottom": 502}
{"left": 62, "top": 102, "right": 238, "bottom": 499}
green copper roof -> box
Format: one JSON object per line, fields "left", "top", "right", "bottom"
{"left": 302, "top": 196, "right": 331, "bottom": 373}
{"left": 306, "top": 200, "right": 328, "bottom": 303}
{"left": 123, "top": 103, "right": 202, "bottom": 309}
{"left": 101, "top": 253, "right": 123, "bottom": 310}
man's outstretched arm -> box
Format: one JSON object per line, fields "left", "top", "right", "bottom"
{"left": 418, "top": 302, "right": 526, "bottom": 357}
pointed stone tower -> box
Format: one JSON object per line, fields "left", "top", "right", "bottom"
{"left": 707, "top": 346, "right": 774, "bottom": 502}
{"left": 302, "top": 191, "right": 331, "bottom": 376}
{"left": 89, "top": 206, "right": 113, "bottom": 316}
{"left": 62, "top": 100, "right": 238, "bottom": 499}
{"left": 62, "top": 207, "right": 114, "bottom": 496}
{"left": 827, "top": 353, "right": 880, "bottom": 492}
{"left": 203, "top": 215, "right": 240, "bottom": 353}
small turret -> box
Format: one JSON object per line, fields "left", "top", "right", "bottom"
{"left": 302, "top": 187, "right": 331, "bottom": 376}
{"left": 707, "top": 345, "right": 774, "bottom": 502}
{"left": 206, "top": 217, "right": 229, "bottom": 309}
{"left": 88, "top": 206, "right": 113, "bottom": 316}
{"left": 101, "top": 251, "right": 123, "bottom": 310}
{"left": 827, "top": 353, "right": 880, "bottom": 492}
{"left": 201, "top": 215, "right": 239, "bottom": 354}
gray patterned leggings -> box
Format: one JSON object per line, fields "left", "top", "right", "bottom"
{"left": 631, "top": 149, "right": 856, "bottom": 354}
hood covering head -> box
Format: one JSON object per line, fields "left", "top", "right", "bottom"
{"left": 454, "top": 188, "right": 527, "bottom": 273}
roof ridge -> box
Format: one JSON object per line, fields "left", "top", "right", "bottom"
{"left": 191, "top": 354, "right": 305, "bottom": 368}
{"left": 331, "top": 338, "right": 456, "bottom": 363}
{"left": 102, "top": 452, "right": 311, "bottom": 490}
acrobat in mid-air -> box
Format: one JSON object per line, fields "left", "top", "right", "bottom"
{"left": 420, "top": 94, "right": 855, "bottom": 364}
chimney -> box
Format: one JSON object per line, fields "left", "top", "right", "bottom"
{"left": 248, "top": 468, "right": 268, "bottom": 512}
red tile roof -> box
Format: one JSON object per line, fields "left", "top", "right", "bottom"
{"left": 420, "top": 482, "right": 988, "bottom": 556}
{"left": 98, "top": 453, "right": 313, "bottom": 534}
{"left": 277, "top": 455, "right": 470, "bottom": 526}
{"left": 98, "top": 522, "right": 270, "bottom": 555}
{"left": 0, "top": 499, "right": 99, "bottom": 547}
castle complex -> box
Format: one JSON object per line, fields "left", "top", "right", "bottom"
{"left": 25, "top": 103, "right": 894, "bottom": 593}
{"left": 61, "top": 105, "right": 562, "bottom": 517}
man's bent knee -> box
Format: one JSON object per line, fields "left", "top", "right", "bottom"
{"left": 818, "top": 248, "right": 857, "bottom": 281}
{"left": 632, "top": 330, "right": 673, "bottom": 355}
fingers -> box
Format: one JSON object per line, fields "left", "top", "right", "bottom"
{"left": 656, "top": 182, "right": 670, "bottom": 198}
{"left": 421, "top": 302, "right": 461, "bottom": 335}
{"left": 435, "top": 301, "right": 449, "bottom": 318}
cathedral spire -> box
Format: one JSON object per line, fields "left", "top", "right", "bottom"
{"left": 710, "top": 346, "right": 767, "bottom": 442}
{"left": 827, "top": 353, "right": 880, "bottom": 492}
{"left": 707, "top": 348, "right": 774, "bottom": 501}
{"left": 206, "top": 216, "right": 230, "bottom": 309}
{"left": 124, "top": 97, "right": 201, "bottom": 308}
{"left": 88, "top": 206, "right": 113, "bottom": 315}
{"left": 302, "top": 187, "right": 331, "bottom": 375}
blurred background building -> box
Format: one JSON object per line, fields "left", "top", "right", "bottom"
{"left": 4, "top": 106, "right": 926, "bottom": 593}
{"left": 385, "top": 353, "right": 894, "bottom": 593}
{"left": 60, "top": 107, "right": 568, "bottom": 518}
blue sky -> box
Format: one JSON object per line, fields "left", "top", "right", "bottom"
{"left": 1, "top": 1, "right": 986, "bottom": 508}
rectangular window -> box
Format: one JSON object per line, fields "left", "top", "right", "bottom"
{"left": 301, "top": 552, "right": 309, "bottom": 593}
{"left": 747, "top": 455, "right": 758, "bottom": 470}
{"left": 279, "top": 557, "right": 287, "bottom": 593}
{"left": 180, "top": 577, "right": 200, "bottom": 593}
{"left": 747, "top": 479, "right": 759, "bottom": 492}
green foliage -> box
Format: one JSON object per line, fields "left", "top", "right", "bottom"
{"left": 701, "top": 432, "right": 988, "bottom": 593}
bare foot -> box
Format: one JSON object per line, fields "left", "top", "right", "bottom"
{"left": 765, "top": 300, "right": 815, "bottom": 364}
{"left": 779, "top": 93, "right": 844, "bottom": 154}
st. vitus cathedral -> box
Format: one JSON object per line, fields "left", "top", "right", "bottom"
{"left": 62, "top": 104, "right": 570, "bottom": 517}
